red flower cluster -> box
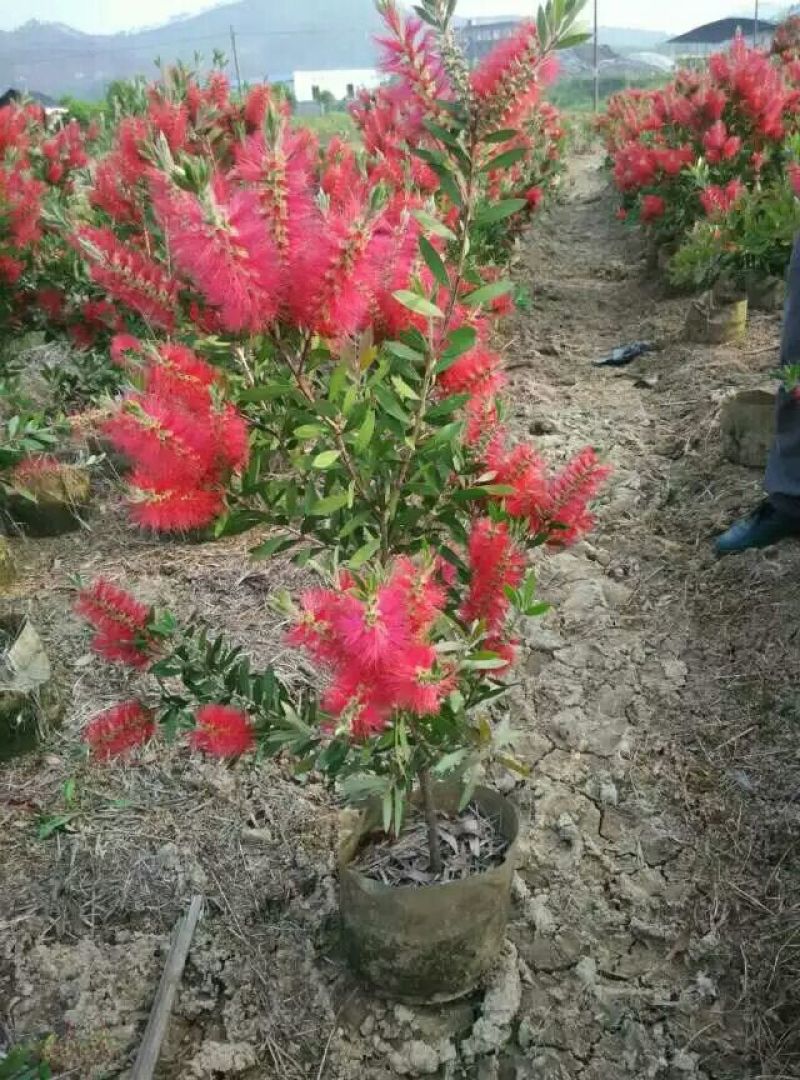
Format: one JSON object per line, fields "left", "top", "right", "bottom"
{"left": 700, "top": 179, "right": 746, "bottom": 216}
{"left": 190, "top": 704, "right": 255, "bottom": 757}
{"left": 460, "top": 519, "right": 524, "bottom": 633}
{"left": 603, "top": 32, "right": 800, "bottom": 237}
{"left": 485, "top": 433, "right": 610, "bottom": 546}
{"left": 289, "top": 561, "right": 454, "bottom": 740}
{"left": 75, "top": 577, "right": 156, "bottom": 668}
{"left": 83, "top": 700, "right": 155, "bottom": 760}
{"left": 103, "top": 343, "right": 249, "bottom": 531}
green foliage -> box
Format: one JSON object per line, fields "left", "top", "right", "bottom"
{"left": 0, "top": 1044, "right": 51, "bottom": 1080}
{"left": 670, "top": 179, "right": 800, "bottom": 292}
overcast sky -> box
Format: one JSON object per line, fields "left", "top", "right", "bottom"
{"left": 0, "top": 0, "right": 767, "bottom": 36}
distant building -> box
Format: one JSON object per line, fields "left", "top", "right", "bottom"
{"left": 664, "top": 17, "right": 777, "bottom": 57}
{"left": 457, "top": 19, "right": 520, "bottom": 66}
{"left": 292, "top": 68, "right": 382, "bottom": 104}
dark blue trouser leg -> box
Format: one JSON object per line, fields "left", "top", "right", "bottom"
{"left": 765, "top": 233, "right": 800, "bottom": 516}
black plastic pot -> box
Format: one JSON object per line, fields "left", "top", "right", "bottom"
{"left": 338, "top": 783, "right": 520, "bottom": 1003}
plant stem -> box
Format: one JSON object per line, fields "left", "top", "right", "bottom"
{"left": 418, "top": 766, "right": 443, "bottom": 876}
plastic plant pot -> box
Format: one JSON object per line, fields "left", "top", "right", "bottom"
{"left": 338, "top": 782, "right": 520, "bottom": 1003}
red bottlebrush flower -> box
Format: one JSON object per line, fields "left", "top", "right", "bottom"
{"left": 10, "top": 454, "right": 63, "bottom": 486}
{"left": 376, "top": 2, "right": 452, "bottom": 114}
{"left": 525, "top": 186, "right": 544, "bottom": 210}
{"left": 288, "top": 197, "right": 390, "bottom": 340}
{"left": 485, "top": 433, "right": 550, "bottom": 521}
{"left": 151, "top": 174, "right": 280, "bottom": 333}
{"left": 110, "top": 333, "right": 143, "bottom": 367}
{"left": 147, "top": 99, "right": 188, "bottom": 153}
{"left": 214, "top": 405, "right": 250, "bottom": 472}
{"left": 104, "top": 395, "right": 218, "bottom": 487}
{"left": 439, "top": 345, "right": 505, "bottom": 400}
{"left": 641, "top": 194, "right": 665, "bottom": 222}
{"left": 0, "top": 255, "right": 23, "bottom": 284}
{"left": 538, "top": 447, "right": 611, "bottom": 547}
{"left": 75, "top": 577, "right": 155, "bottom": 668}
{"left": 146, "top": 343, "right": 220, "bottom": 411}
{"left": 77, "top": 225, "right": 178, "bottom": 330}
{"left": 232, "top": 127, "right": 317, "bottom": 260}
{"left": 471, "top": 21, "right": 537, "bottom": 102}
{"left": 205, "top": 71, "right": 231, "bottom": 111}
{"left": 461, "top": 518, "right": 525, "bottom": 633}
{"left": 243, "top": 83, "right": 271, "bottom": 131}
{"left": 128, "top": 471, "right": 225, "bottom": 532}
{"left": 699, "top": 180, "right": 745, "bottom": 217}
{"left": 37, "top": 287, "right": 65, "bottom": 322}
{"left": 90, "top": 157, "right": 142, "bottom": 226}
{"left": 83, "top": 700, "right": 155, "bottom": 760}
{"left": 190, "top": 704, "right": 255, "bottom": 757}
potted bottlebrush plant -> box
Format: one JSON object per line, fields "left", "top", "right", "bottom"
{"left": 68, "top": 0, "right": 612, "bottom": 1001}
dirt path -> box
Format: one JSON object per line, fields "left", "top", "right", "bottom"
{"left": 1, "top": 155, "right": 798, "bottom": 1080}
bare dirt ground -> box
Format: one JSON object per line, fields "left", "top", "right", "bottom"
{"left": 1, "top": 153, "right": 798, "bottom": 1079}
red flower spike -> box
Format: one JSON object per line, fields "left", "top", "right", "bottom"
{"left": 190, "top": 704, "right": 255, "bottom": 757}
{"left": 83, "top": 700, "right": 155, "bottom": 760}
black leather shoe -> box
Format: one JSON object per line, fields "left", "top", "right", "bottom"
{"left": 715, "top": 499, "right": 800, "bottom": 555}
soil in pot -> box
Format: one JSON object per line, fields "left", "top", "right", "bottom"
{"left": 338, "top": 783, "right": 519, "bottom": 1003}
{"left": 5, "top": 461, "right": 91, "bottom": 537}
{"left": 0, "top": 614, "right": 60, "bottom": 760}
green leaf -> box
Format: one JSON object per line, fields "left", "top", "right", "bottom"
{"left": 463, "top": 280, "right": 514, "bottom": 307}
{"left": 556, "top": 30, "right": 590, "bottom": 50}
{"left": 37, "top": 813, "right": 77, "bottom": 840}
{"left": 328, "top": 363, "right": 349, "bottom": 401}
{"left": 475, "top": 198, "right": 527, "bottom": 225}
{"left": 374, "top": 383, "right": 411, "bottom": 423}
{"left": 239, "top": 382, "right": 296, "bottom": 403}
{"left": 385, "top": 340, "right": 425, "bottom": 364}
{"left": 419, "top": 235, "right": 449, "bottom": 288}
{"left": 310, "top": 492, "right": 350, "bottom": 516}
{"left": 424, "top": 393, "right": 470, "bottom": 420}
{"left": 481, "top": 146, "right": 528, "bottom": 173}
{"left": 391, "top": 375, "right": 420, "bottom": 401}
{"left": 347, "top": 536, "right": 381, "bottom": 569}
{"left": 393, "top": 290, "right": 444, "bottom": 320}
{"left": 294, "top": 423, "right": 327, "bottom": 439}
{"left": 435, "top": 326, "right": 477, "bottom": 374}
{"left": 354, "top": 408, "right": 375, "bottom": 451}
{"left": 411, "top": 209, "right": 457, "bottom": 242}
{"left": 312, "top": 450, "right": 341, "bottom": 469}
{"left": 482, "top": 128, "right": 520, "bottom": 143}
{"left": 249, "top": 534, "right": 296, "bottom": 559}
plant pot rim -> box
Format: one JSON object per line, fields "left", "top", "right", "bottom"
{"left": 337, "top": 782, "right": 521, "bottom": 896}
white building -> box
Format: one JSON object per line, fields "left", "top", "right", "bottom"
{"left": 292, "top": 68, "right": 383, "bottom": 103}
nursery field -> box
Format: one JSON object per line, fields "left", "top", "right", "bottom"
{"left": 1, "top": 152, "right": 798, "bottom": 1080}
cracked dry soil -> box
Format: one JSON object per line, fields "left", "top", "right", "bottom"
{"left": 1, "top": 153, "right": 798, "bottom": 1079}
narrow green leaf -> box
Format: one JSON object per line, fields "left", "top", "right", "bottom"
{"left": 411, "top": 209, "right": 457, "bottom": 242}
{"left": 294, "top": 423, "right": 327, "bottom": 439}
{"left": 391, "top": 375, "right": 420, "bottom": 401}
{"left": 482, "top": 127, "right": 520, "bottom": 144}
{"left": 393, "top": 290, "right": 444, "bottom": 320}
{"left": 310, "top": 492, "right": 350, "bottom": 516}
{"left": 434, "top": 326, "right": 477, "bottom": 374}
{"left": 419, "top": 235, "right": 449, "bottom": 288}
{"left": 354, "top": 408, "right": 375, "bottom": 451}
{"left": 462, "top": 279, "right": 514, "bottom": 307}
{"left": 480, "top": 146, "right": 528, "bottom": 173}
{"left": 475, "top": 198, "right": 527, "bottom": 225}
{"left": 249, "top": 534, "right": 295, "bottom": 559}
{"left": 312, "top": 450, "right": 341, "bottom": 469}
{"left": 385, "top": 340, "right": 425, "bottom": 364}
{"left": 374, "top": 383, "right": 411, "bottom": 423}
{"left": 347, "top": 536, "right": 381, "bottom": 569}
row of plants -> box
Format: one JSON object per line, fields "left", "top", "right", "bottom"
{"left": 600, "top": 21, "right": 800, "bottom": 295}
{"left": 5, "top": 0, "right": 608, "bottom": 999}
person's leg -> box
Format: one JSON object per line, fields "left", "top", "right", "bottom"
{"left": 716, "top": 234, "right": 800, "bottom": 553}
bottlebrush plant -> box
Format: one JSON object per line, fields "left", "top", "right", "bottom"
{"left": 602, "top": 30, "right": 800, "bottom": 248}
{"left": 74, "top": 495, "right": 589, "bottom": 867}
{"left": 80, "top": 0, "right": 601, "bottom": 568}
